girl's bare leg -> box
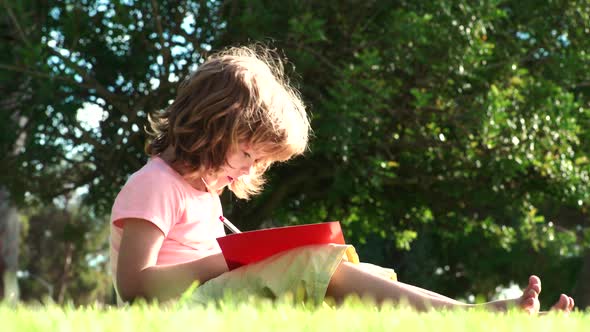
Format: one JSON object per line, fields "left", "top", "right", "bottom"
{"left": 398, "top": 282, "right": 462, "bottom": 303}
{"left": 384, "top": 273, "right": 573, "bottom": 314}
{"left": 355, "top": 263, "right": 459, "bottom": 302}
{"left": 326, "top": 261, "right": 541, "bottom": 313}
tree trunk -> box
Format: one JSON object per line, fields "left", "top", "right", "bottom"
{"left": 56, "top": 242, "right": 74, "bottom": 304}
{"left": 0, "top": 188, "right": 20, "bottom": 304}
{"left": 0, "top": 69, "right": 31, "bottom": 304}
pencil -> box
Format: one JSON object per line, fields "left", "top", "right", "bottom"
{"left": 219, "top": 216, "right": 242, "bottom": 234}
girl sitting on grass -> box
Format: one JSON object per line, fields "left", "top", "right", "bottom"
{"left": 110, "top": 45, "right": 574, "bottom": 313}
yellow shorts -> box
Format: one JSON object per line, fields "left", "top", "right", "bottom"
{"left": 188, "top": 244, "right": 396, "bottom": 305}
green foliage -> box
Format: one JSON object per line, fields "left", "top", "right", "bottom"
{"left": 18, "top": 203, "right": 111, "bottom": 305}
{"left": 217, "top": 0, "right": 590, "bottom": 304}
{"left": 1, "top": 0, "right": 225, "bottom": 215}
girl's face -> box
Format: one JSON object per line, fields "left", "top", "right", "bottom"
{"left": 202, "top": 142, "right": 265, "bottom": 192}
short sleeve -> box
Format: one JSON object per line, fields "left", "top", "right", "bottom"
{"left": 111, "top": 170, "right": 183, "bottom": 237}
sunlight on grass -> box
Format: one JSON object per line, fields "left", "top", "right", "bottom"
{"left": 2, "top": 297, "right": 589, "bottom": 332}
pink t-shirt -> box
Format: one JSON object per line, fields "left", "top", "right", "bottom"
{"left": 110, "top": 156, "right": 226, "bottom": 282}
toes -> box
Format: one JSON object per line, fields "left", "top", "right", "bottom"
{"left": 527, "top": 289, "right": 539, "bottom": 298}
{"left": 521, "top": 295, "right": 539, "bottom": 314}
{"left": 528, "top": 298, "right": 540, "bottom": 314}
{"left": 548, "top": 294, "right": 575, "bottom": 313}
{"left": 568, "top": 296, "right": 575, "bottom": 311}
{"left": 519, "top": 275, "right": 543, "bottom": 314}
{"left": 525, "top": 297, "right": 535, "bottom": 306}
{"left": 521, "top": 289, "right": 538, "bottom": 307}
{"left": 551, "top": 296, "right": 560, "bottom": 310}
{"left": 528, "top": 275, "right": 542, "bottom": 294}
{"left": 550, "top": 294, "right": 566, "bottom": 310}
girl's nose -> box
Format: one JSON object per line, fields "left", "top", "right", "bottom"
{"left": 239, "top": 166, "right": 250, "bottom": 176}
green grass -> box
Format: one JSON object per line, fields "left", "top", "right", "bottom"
{"left": 2, "top": 299, "right": 589, "bottom": 332}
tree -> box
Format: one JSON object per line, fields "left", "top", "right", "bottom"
{"left": 18, "top": 203, "right": 111, "bottom": 305}
{"left": 0, "top": 0, "right": 226, "bottom": 214}
{"left": 215, "top": 0, "right": 590, "bottom": 307}
{"left": 0, "top": 0, "right": 225, "bottom": 304}
{"left": 0, "top": 1, "right": 33, "bottom": 302}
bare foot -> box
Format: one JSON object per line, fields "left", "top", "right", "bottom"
{"left": 549, "top": 294, "right": 575, "bottom": 313}
{"left": 518, "top": 275, "right": 541, "bottom": 314}
{"left": 484, "top": 275, "right": 541, "bottom": 314}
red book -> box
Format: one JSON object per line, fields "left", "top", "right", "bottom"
{"left": 216, "top": 221, "right": 345, "bottom": 270}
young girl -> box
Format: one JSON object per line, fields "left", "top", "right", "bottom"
{"left": 110, "top": 45, "right": 575, "bottom": 313}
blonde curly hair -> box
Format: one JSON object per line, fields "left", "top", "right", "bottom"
{"left": 146, "top": 45, "right": 311, "bottom": 199}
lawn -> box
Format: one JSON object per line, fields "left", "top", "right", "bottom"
{"left": 2, "top": 298, "right": 589, "bottom": 332}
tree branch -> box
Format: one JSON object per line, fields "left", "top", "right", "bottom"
{"left": 575, "top": 81, "right": 590, "bottom": 89}
{"left": 0, "top": 63, "right": 77, "bottom": 83}
{"left": 46, "top": 47, "right": 129, "bottom": 113}
{"left": 151, "top": 0, "right": 172, "bottom": 78}
{"left": 1, "top": 0, "right": 31, "bottom": 47}
{"left": 0, "top": 61, "right": 121, "bottom": 116}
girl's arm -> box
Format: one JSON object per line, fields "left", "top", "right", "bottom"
{"left": 116, "top": 218, "right": 228, "bottom": 302}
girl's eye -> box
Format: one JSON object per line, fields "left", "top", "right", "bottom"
{"left": 243, "top": 151, "right": 251, "bottom": 158}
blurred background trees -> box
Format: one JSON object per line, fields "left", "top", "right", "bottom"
{"left": 1, "top": 0, "right": 589, "bottom": 308}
